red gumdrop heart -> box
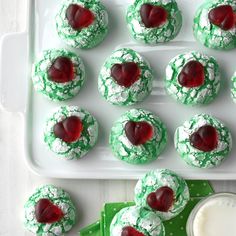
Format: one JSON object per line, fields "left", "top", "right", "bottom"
{"left": 140, "top": 3, "right": 168, "bottom": 28}
{"left": 48, "top": 57, "right": 75, "bottom": 83}
{"left": 66, "top": 4, "right": 95, "bottom": 30}
{"left": 121, "top": 226, "right": 145, "bottom": 236}
{"left": 125, "top": 121, "right": 153, "bottom": 146}
{"left": 178, "top": 61, "right": 205, "bottom": 88}
{"left": 53, "top": 116, "right": 83, "bottom": 143}
{"left": 111, "top": 62, "right": 141, "bottom": 88}
{"left": 208, "top": 5, "right": 236, "bottom": 31}
{"left": 190, "top": 125, "right": 218, "bottom": 152}
{"left": 147, "top": 186, "right": 175, "bottom": 212}
{"left": 35, "top": 198, "right": 64, "bottom": 224}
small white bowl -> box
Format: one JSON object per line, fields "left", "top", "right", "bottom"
{"left": 186, "top": 192, "right": 236, "bottom": 236}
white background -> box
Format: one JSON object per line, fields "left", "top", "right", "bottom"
{"left": 0, "top": 0, "right": 236, "bottom": 235}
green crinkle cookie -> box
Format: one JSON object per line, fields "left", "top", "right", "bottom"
{"left": 165, "top": 51, "right": 220, "bottom": 105}
{"left": 24, "top": 185, "right": 76, "bottom": 236}
{"left": 44, "top": 106, "right": 98, "bottom": 160}
{"left": 193, "top": 0, "right": 236, "bottom": 50}
{"left": 231, "top": 71, "right": 236, "bottom": 102}
{"left": 32, "top": 49, "right": 85, "bottom": 101}
{"left": 135, "top": 169, "right": 190, "bottom": 221}
{"left": 175, "top": 114, "right": 232, "bottom": 168}
{"left": 98, "top": 48, "right": 154, "bottom": 106}
{"left": 109, "top": 108, "right": 167, "bottom": 164}
{"left": 126, "top": 0, "right": 182, "bottom": 44}
{"left": 56, "top": 0, "right": 108, "bottom": 49}
{"left": 110, "top": 206, "right": 165, "bottom": 236}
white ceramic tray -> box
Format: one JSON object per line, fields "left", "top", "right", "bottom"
{"left": 1, "top": 0, "right": 236, "bottom": 179}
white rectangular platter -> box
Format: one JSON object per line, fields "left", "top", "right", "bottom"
{"left": 1, "top": 0, "right": 236, "bottom": 179}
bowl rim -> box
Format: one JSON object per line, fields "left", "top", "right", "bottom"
{"left": 186, "top": 192, "right": 236, "bottom": 236}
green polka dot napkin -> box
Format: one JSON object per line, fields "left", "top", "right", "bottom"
{"left": 79, "top": 180, "right": 214, "bottom": 236}
{"left": 80, "top": 221, "right": 101, "bottom": 236}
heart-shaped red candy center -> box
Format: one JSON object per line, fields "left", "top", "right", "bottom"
{"left": 121, "top": 226, "right": 145, "bottom": 236}
{"left": 208, "top": 5, "right": 236, "bottom": 31}
{"left": 147, "top": 186, "right": 174, "bottom": 212}
{"left": 53, "top": 116, "right": 83, "bottom": 143}
{"left": 35, "top": 198, "right": 64, "bottom": 224}
{"left": 66, "top": 4, "right": 95, "bottom": 30}
{"left": 140, "top": 3, "right": 168, "bottom": 28}
{"left": 178, "top": 61, "right": 205, "bottom": 88}
{"left": 190, "top": 125, "right": 218, "bottom": 152}
{"left": 111, "top": 62, "right": 141, "bottom": 88}
{"left": 125, "top": 121, "right": 153, "bottom": 146}
{"left": 48, "top": 57, "right": 75, "bottom": 83}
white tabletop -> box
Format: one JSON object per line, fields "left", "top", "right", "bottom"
{"left": 0, "top": 0, "right": 236, "bottom": 235}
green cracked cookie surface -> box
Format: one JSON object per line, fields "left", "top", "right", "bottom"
{"left": 56, "top": 0, "right": 108, "bottom": 49}
{"left": 193, "top": 0, "right": 236, "bottom": 50}
{"left": 44, "top": 106, "right": 98, "bottom": 160}
{"left": 110, "top": 206, "right": 165, "bottom": 236}
{"left": 175, "top": 114, "right": 232, "bottom": 169}
{"left": 24, "top": 185, "right": 76, "bottom": 236}
{"left": 109, "top": 108, "right": 167, "bottom": 164}
{"left": 135, "top": 169, "right": 190, "bottom": 221}
{"left": 98, "top": 48, "right": 154, "bottom": 106}
{"left": 32, "top": 49, "right": 85, "bottom": 101}
{"left": 231, "top": 71, "right": 236, "bottom": 102}
{"left": 126, "top": 0, "right": 182, "bottom": 44}
{"left": 165, "top": 51, "right": 220, "bottom": 105}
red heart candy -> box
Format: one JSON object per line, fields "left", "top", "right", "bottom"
{"left": 125, "top": 121, "right": 153, "bottom": 146}
{"left": 140, "top": 3, "right": 168, "bottom": 28}
{"left": 121, "top": 226, "right": 145, "bottom": 236}
{"left": 178, "top": 61, "right": 205, "bottom": 88}
{"left": 35, "top": 198, "right": 64, "bottom": 224}
{"left": 190, "top": 125, "right": 218, "bottom": 152}
{"left": 66, "top": 4, "right": 95, "bottom": 30}
{"left": 111, "top": 62, "right": 141, "bottom": 88}
{"left": 147, "top": 186, "right": 174, "bottom": 212}
{"left": 53, "top": 116, "right": 83, "bottom": 143}
{"left": 208, "top": 5, "right": 236, "bottom": 31}
{"left": 48, "top": 57, "right": 75, "bottom": 83}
